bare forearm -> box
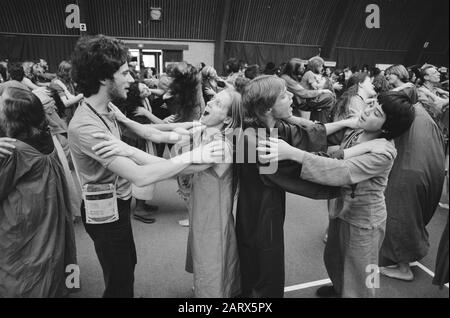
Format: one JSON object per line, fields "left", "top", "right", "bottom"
{"left": 136, "top": 160, "right": 191, "bottom": 186}
{"left": 121, "top": 119, "right": 169, "bottom": 143}
{"left": 151, "top": 122, "right": 192, "bottom": 131}
{"left": 128, "top": 147, "right": 167, "bottom": 165}
{"left": 63, "top": 94, "right": 83, "bottom": 107}
{"left": 324, "top": 119, "right": 352, "bottom": 136}
{"left": 144, "top": 112, "right": 165, "bottom": 124}
{"left": 149, "top": 88, "right": 165, "bottom": 96}
{"left": 287, "top": 147, "right": 306, "bottom": 163}
{"left": 109, "top": 156, "right": 191, "bottom": 187}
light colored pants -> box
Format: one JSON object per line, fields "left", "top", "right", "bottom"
{"left": 324, "top": 218, "right": 386, "bottom": 298}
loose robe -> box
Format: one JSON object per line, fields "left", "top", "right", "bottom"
{"left": 0, "top": 139, "right": 77, "bottom": 297}
{"left": 380, "top": 104, "right": 446, "bottom": 265}
{"left": 235, "top": 120, "right": 340, "bottom": 298}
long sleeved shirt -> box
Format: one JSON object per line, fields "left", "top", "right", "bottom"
{"left": 300, "top": 129, "right": 395, "bottom": 229}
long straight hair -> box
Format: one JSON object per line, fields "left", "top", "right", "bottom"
{"left": 332, "top": 72, "right": 368, "bottom": 120}
{"left": 280, "top": 58, "right": 304, "bottom": 81}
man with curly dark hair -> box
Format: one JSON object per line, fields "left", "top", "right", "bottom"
{"left": 68, "top": 35, "right": 222, "bottom": 297}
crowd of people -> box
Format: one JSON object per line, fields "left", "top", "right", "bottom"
{"left": 0, "top": 34, "right": 448, "bottom": 298}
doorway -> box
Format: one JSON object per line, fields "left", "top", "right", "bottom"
{"left": 129, "top": 49, "right": 163, "bottom": 76}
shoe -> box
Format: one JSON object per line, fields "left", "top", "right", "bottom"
{"left": 178, "top": 218, "right": 189, "bottom": 227}
{"left": 316, "top": 285, "right": 340, "bottom": 298}
{"left": 133, "top": 214, "right": 156, "bottom": 224}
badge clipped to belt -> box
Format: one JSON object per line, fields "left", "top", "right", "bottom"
{"left": 82, "top": 177, "right": 119, "bottom": 224}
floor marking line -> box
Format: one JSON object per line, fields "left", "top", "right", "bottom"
{"left": 284, "top": 262, "right": 449, "bottom": 293}
{"left": 411, "top": 262, "right": 449, "bottom": 289}
{"left": 284, "top": 278, "right": 331, "bottom": 293}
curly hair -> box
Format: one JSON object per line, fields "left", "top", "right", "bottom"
{"left": 307, "top": 56, "right": 325, "bottom": 74}
{"left": 168, "top": 62, "right": 201, "bottom": 122}
{"left": 71, "top": 35, "right": 130, "bottom": 97}
{"left": 8, "top": 62, "right": 25, "bottom": 82}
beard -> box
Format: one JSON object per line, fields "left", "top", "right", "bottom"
{"left": 107, "top": 82, "right": 127, "bottom": 102}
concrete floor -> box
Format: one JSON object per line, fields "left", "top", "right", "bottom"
{"left": 71, "top": 179, "right": 449, "bottom": 298}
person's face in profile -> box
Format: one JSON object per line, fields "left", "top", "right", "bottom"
{"left": 271, "top": 87, "right": 294, "bottom": 120}
{"left": 107, "top": 62, "right": 135, "bottom": 100}
{"left": 425, "top": 67, "right": 441, "bottom": 84}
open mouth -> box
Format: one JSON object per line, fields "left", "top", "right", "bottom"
{"left": 203, "top": 110, "right": 210, "bottom": 116}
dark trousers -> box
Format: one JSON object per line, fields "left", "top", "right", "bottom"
{"left": 81, "top": 198, "right": 137, "bottom": 298}
{"left": 236, "top": 204, "right": 286, "bottom": 298}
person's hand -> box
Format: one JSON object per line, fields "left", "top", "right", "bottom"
{"left": 333, "top": 82, "right": 343, "bottom": 91}
{"left": 108, "top": 103, "right": 128, "bottom": 123}
{"left": 0, "top": 137, "right": 16, "bottom": 159}
{"left": 189, "top": 140, "right": 225, "bottom": 164}
{"left": 92, "top": 133, "right": 136, "bottom": 159}
{"left": 257, "top": 137, "right": 294, "bottom": 163}
{"left": 134, "top": 107, "right": 150, "bottom": 118}
{"left": 343, "top": 117, "right": 360, "bottom": 129}
{"left": 205, "top": 87, "right": 216, "bottom": 96}
{"left": 365, "top": 138, "right": 397, "bottom": 160}
{"left": 164, "top": 115, "right": 176, "bottom": 123}
{"left": 169, "top": 127, "right": 192, "bottom": 144}
{"left": 173, "top": 127, "right": 191, "bottom": 136}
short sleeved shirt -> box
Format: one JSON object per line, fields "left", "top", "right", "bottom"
{"left": 68, "top": 102, "right": 131, "bottom": 200}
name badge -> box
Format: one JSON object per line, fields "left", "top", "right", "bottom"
{"left": 82, "top": 183, "right": 119, "bottom": 224}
